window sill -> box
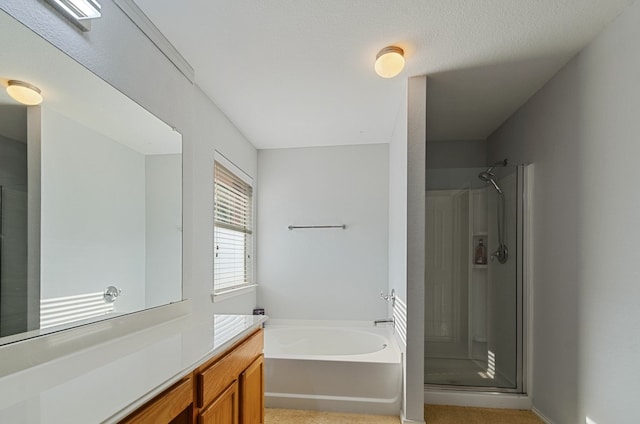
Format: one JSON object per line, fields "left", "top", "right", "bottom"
{"left": 211, "top": 284, "right": 258, "bottom": 303}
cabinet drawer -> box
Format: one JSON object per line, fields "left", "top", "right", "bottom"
{"left": 198, "top": 329, "right": 263, "bottom": 408}
{"left": 122, "top": 376, "right": 193, "bottom": 423}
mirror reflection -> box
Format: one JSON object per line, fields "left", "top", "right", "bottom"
{"left": 0, "top": 9, "right": 182, "bottom": 345}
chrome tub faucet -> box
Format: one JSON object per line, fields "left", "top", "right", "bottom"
{"left": 374, "top": 317, "right": 395, "bottom": 326}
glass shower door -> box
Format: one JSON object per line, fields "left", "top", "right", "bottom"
{"left": 424, "top": 165, "right": 523, "bottom": 391}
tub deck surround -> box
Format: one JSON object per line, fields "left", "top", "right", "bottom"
{"left": 0, "top": 314, "right": 267, "bottom": 423}
{"left": 263, "top": 320, "right": 402, "bottom": 415}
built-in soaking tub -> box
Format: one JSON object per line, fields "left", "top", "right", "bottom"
{"left": 264, "top": 320, "right": 402, "bottom": 415}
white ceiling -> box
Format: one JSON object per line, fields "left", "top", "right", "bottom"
{"left": 134, "top": 0, "right": 634, "bottom": 148}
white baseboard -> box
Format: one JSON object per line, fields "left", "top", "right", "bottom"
{"left": 265, "top": 393, "right": 400, "bottom": 416}
{"left": 532, "top": 407, "right": 554, "bottom": 424}
{"left": 424, "top": 388, "right": 531, "bottom": 410}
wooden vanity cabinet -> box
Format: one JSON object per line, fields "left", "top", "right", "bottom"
{"left": 120, "top": 328, "right": 264, "bottom": 424}
{"left": 196, "top": 329, "right": 264, "bottom": 424}
{"left": 120, "top": 377, "right": 193, "bottom": 424}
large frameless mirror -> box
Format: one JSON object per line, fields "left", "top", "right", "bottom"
{"left": 0, "top": 8, "right": 182, "bottom": 346}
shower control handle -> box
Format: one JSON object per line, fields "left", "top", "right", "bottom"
{"left": 491, "top": 245, "right": 509, "bottom": 264}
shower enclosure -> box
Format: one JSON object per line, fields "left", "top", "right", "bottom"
{"left": 424, "top": 163, "right": 525, "bottom": 392}
{"left": 0, "top": 184, "right": 28, "bottom": 338}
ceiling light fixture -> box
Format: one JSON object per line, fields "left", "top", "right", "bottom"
{"left": 44, "top": 0, "right": 102, "bottom": 32}
{"left": 6, "top": 80, "right": 44, "bottom": 106}
{"left": 374, "top": 46, "right": 405, "bottom": 78}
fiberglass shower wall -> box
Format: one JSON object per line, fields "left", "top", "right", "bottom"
{"left": 425, "top": 165, "right": 521, "bottom": 390}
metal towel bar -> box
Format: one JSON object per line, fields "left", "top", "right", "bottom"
{"left": 288, "top": 224, "right": 346, "bottom": 231}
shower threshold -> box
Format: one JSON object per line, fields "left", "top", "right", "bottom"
{"left": 424, "top": 385, "right": 530, "bottom": 410}
{"left": 425, "top": 383, "right": 522, "bottom": 394}
{"left": 425, "top": 357, "right": 514, "bottom": 388}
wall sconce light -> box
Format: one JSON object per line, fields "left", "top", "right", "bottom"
{"left": 374, "top": 46, "right": 405, "bottom": 78}
{"left": 44, "top": 0, "right": 102, "bottom": 32}
{"left": 6, "top": 80, "right": 44, "bottom": 106}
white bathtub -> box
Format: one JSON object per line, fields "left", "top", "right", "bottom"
{"left": 264, "top": 320, "right": 402, "bottom": 415}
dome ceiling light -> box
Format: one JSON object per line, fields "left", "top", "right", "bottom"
{"left": 374, "top": 46, "right": 405, "bottom": 78}
{"left": 6, "top": 80, "right": 43, "bottom": 106}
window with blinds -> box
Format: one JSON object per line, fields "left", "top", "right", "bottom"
{"left": 214, "top": 160, "right": 254, "bottom": 294}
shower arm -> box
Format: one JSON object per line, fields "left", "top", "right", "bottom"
{"left": 485, "top": 159, "right": 508, "bottom": 175}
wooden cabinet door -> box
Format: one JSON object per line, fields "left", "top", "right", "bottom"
{"left": 198, "top": 330, "right": 263, "bottom": 409}
{"left": 122, "top": 377, "right": 193, "bottom": 424}
{"left": 239, "top": 355, "right": 264, "bottom": 424}
{"left": 199, "top": 381, "right": 239, "bottom": 424}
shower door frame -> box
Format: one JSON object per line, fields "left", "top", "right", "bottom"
{"left": 425, "top": 164, "right": 529, "bottom": 395}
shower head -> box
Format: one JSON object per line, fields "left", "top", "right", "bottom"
{"left": 479, "top": 173, "right": 503, "bottom": 194}
{"left": 478, "top": 159, "right": 508, "bottom": 194}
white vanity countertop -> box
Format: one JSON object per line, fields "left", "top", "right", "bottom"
{"left": 0, "top": 314, "right": 267, "bottom": 423}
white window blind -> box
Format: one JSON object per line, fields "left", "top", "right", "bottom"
{"left": 214, "top": 160, "right": 253, "bottom": 293}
